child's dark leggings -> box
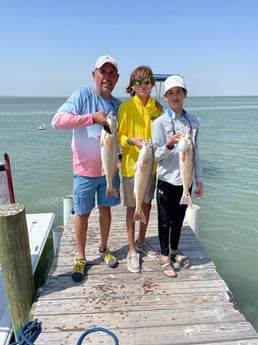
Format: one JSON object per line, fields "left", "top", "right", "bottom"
{"left": 156, "top": 179, "right": 189, "bottom": 256}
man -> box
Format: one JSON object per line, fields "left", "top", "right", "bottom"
{"left": 52, "top": 55, "right": 121, "bottom": 282}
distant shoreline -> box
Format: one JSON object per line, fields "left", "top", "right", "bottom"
{"left": 1, "top": 95, "right": 257, "bottom": 98}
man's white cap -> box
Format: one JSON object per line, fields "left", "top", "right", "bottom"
{"left": 164, "top": 75, "right": 186, "bottom": 93}
{"left": 94, "top": 55, "right": 118, "bottom": 70}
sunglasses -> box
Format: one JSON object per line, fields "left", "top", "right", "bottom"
{"left": 133, "top": 78, "right": 152, "bottom": 86}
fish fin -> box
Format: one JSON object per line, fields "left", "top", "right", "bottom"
{"left": 133, "top": 210, "right": 146, "bottom": 224}
{"left": 181, "top": 153, "right": 186, "bottom": 162}
{"left": 134, "top": 160, "right": 145, "bottom": 173}
{"left": 139, "top": 161, "right": 145, "bottom": 173}
{"left": 106, "top": 186, "right": 118, "bottom": 198}
{"left": 138, "top": 160, "right": 146, "bottom": 173}
{"left": 105, "top": 137, "right": 111, "bottom": 148}
{"left": 180, "top": 193, "right": 192, "bottom": 206}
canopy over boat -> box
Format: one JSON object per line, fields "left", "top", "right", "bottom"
{"left": 153, "top": 73, "right": 171, "bottom": 100}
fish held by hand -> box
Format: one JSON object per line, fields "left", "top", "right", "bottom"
{"left": 133, "top": 139, "right": 154, "bottom": 224}
{"left": 100, "top": 112, "right": 119, "bottom": 198}
{"left": 178, "top": 133, "right": 195, "bottom": 206}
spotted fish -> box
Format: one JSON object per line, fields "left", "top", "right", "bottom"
{"left": 178, "top": 133, "right": 195, "bottom": 206}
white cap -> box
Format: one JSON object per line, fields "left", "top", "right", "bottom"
{"left": 164, "top": 75, "right": 186, "bottom": 93}
{"left": 94, "top": 55, "right": 118, "bottom": 70}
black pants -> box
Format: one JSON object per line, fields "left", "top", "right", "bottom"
{"left": 156, "top": 179, "right": 190, "bottom": 256}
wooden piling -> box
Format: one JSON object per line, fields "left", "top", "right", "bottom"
{"left": 0, "top": 203, "right": 35, "bottom": 340}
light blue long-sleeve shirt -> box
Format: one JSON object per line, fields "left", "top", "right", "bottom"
{"left": 152, "top": 109, "right": 203, "bottom": 185}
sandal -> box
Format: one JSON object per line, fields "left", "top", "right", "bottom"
{"left": 170, "top": 250, "right": 191, "bottom": 269}
{"left": 160, "top": 257, "right": 177, "bottom": 278}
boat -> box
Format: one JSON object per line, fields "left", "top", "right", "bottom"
{"left": 37, "top": 123, "right": 46, "bottom": 130}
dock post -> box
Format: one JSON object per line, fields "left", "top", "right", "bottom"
{"left": 63, "top": 195, "right": 73, "bottom": 225}
{"left": 0, "top": 203, "right": 35, "bottom": 340}
{"left": 53, "top": 226, "right": 64, "bottom": 255}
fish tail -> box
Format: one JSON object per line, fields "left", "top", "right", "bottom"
{"left": 133, "top": 210, "right": 146, "bottom": 224}
{"left": 180, "top": 193, "right": 192, "bottom": 207}
{"left": 106, "top": 186, "right": 118, "bottom": 198}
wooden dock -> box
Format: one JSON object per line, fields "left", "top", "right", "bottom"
{"left": 32, "top": 199, "right": 258, "bottom": 345}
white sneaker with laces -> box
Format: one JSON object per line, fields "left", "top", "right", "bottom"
{"left": 127, "top": 252, "right": 140, "bottom": 273}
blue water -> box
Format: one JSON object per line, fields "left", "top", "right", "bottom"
{"left": 0, "top": 95, "right": 258, "bottom": 331}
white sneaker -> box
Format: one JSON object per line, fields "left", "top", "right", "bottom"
{"left": 135, "top": 240, "right": 159, "bottom": 258}
{"left": 127, "top": 252, "right": 140, "bottom": 273}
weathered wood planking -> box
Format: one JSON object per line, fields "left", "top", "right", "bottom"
{"left": 32, "top": 199, "right": 258, "bottom": 345}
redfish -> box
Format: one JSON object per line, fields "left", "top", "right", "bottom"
{"left": 100, "top": 112, "right": 119, "bottom": 198}
{"left": 133, "top": 139, "right": 154, "bottom": 224}
{"left": 178, "top": 133, "right": 195, "bottom": 206}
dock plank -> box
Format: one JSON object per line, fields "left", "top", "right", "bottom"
{"left": 32, "top": 200, "right": 258, "bottom": 345}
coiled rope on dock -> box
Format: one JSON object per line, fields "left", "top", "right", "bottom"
{"left": 9, "top": 320, "right": 42, "bottom": 345}
{"left": 9, "top": 320, "right": 119, "bottom": 344}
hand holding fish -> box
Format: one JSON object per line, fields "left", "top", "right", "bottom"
{"left": 129, "top": 137, "right": 144, "bottom": 149}
{"left": 93, "top": 111, "right": 111, "bottom": 133}
{"left": 166, "top": 132, "right": 183, "bottom": 149}
{"left": 194, "top": 182, "right": 204, "bottom": 200}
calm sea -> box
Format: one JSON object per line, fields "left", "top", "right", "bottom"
{"left": 0, "top": 95, "right": 258, "bottom": 331}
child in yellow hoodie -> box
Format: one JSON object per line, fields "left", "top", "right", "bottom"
{"left": 118, "top": 65, "right": 162, "bottom": 273}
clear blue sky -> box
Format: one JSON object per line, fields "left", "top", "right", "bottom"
{"left": 1, "top": 0, "right": 258, "bottom": 97}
